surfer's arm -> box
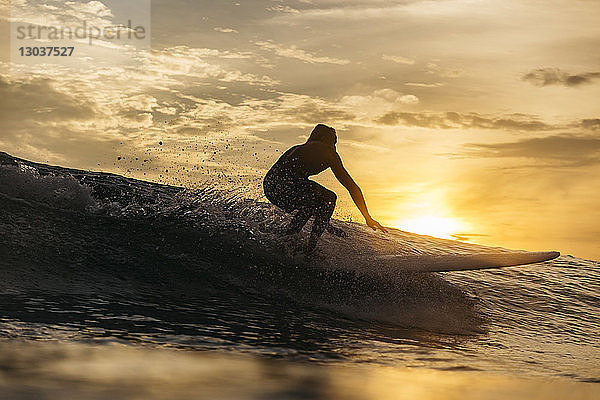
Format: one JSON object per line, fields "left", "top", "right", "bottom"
{"left": 330, "top": 152, "right": 387, "bottom": 233}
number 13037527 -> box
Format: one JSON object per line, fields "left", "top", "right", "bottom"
{"left": 18, "top": 47, "right": 74, "bottom": 56}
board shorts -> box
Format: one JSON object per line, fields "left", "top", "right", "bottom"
{"left": 263, "top": 170, "right": 336, "bottom": 215}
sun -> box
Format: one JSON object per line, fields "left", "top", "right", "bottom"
{"left": 398, "top": 215, "right": 463, "bottom": 239}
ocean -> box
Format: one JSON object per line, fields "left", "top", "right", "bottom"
{"left": 0, "top": 151, "right": 599, "bottom": 399}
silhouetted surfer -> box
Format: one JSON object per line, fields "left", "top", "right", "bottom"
{"left": 264, "top": 124, "right": 386, "bottom": 252}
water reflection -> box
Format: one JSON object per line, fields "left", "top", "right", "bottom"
{"left": 0, "top": 341, "right": 596, "bottom": 400}
{"left": 0, "top": 288, "right": 476, "bottom": 366}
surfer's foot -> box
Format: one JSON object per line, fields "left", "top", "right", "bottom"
{"left": 326, "top": 224, "right": 345, "bottom": 238}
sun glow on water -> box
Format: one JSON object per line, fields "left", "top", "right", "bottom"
{"left": 397, "top": 215, "right": 464, "bottom": 239}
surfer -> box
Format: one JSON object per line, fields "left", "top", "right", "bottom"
{"left": 264, "top": 124, "right": 386, "bottom": 252}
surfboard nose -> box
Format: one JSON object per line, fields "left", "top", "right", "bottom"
{"left": 547, "top": 251, "right": 561, "bottom": 260}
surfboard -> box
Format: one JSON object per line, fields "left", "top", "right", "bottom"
{"left": 374, "top": 251, "right": 560, "bottom": 272}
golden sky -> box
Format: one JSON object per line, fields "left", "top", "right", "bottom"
{"left": 1, "top": 0, "right": 599, "bottom": 259}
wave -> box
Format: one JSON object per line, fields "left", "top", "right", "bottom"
{"left": 0, "top": 151, "right": 492, "bottom": 333}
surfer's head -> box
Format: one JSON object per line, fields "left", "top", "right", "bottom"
{"left": 307, "top": 124, "right": 337, "bottom": 147}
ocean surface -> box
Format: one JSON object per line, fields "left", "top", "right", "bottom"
{"left": 0, "top": 151, "right": 599, "bottom": 399}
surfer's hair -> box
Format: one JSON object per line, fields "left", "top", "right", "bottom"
{"left": 307, "top": 124, "right": 337, "bottom": 147}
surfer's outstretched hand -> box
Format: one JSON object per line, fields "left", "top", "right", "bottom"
{"left": 366, "top": 217, "right": 387, "bottom": 233}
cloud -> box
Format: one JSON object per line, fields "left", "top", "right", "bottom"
{"left": 405, "top": 82, "right": 444, "bottom": 88}
{"left": 0, "top": 73, "right": 127, "bottom": 167}
{"left": 522, "top": 68, "right": 600, "bottom": 87}
{"left": 375, "top": 111, "right": 551, "bottom": 131}
{"left": 8, "top": 0, "right": 114, "bottom": 28}
{"left": 460, "top": 135, "right": 600, "bottom": 166}
{"left": 263, "top": 0, "right": 470, "bottom": 22}
{"left": 580, "top": 119, "right": 600, "bottom": 130}
{"left": 167, "top": 88, "right": 418, "bottom": 139}
{"left": 266, "top": 5, "right": 301, "bottom": 14}
{"left": 213, "top": 27, "right": 239, "bottom": 33}
{"left": 177, "top": 92, "right": 357, "bottom": 134}
{"left": 138, "top": 46, "right": 278, "bottom": 87}
{"left": 255, "top": 41, "right": 350, "bottom": 65}
{"left": 0, "top": 74, "right": 96, "bottom": 125}
{"left": 0, "top": 71, "right": 162, "bottom": 146}
{"left": 382, "top": 54, "right": 415, "bottom": 65}
{"left": 425, "top": 62, "right": 464, "bottom": 78}
{"left": 338, "top": 89, "right": 418, "bottom": 122}
{"left": 343, "top": 88, "right": 418, "bottom": 105}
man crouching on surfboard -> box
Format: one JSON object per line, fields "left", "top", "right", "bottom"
{"left": 263, "top": 123, "right": 386, "bottom": 253}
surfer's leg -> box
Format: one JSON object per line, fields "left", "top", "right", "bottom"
{"left": 264, "top": 174, "right": 305, "bottom": 233}
{"left": 285, "top": 208, "right": 312, "bottom": 235}
{"left": 282, "top": 179, "right": 320, "bottom": 236}
{"left": 270, "top": 178, "right": 337, "bottom": 249}
{"left": 306, "top": 185, "right": 336, "bottom": 251}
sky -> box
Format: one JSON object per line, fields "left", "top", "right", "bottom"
{"left": 1, "top": 0, "right": 599, "bottom": 259}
